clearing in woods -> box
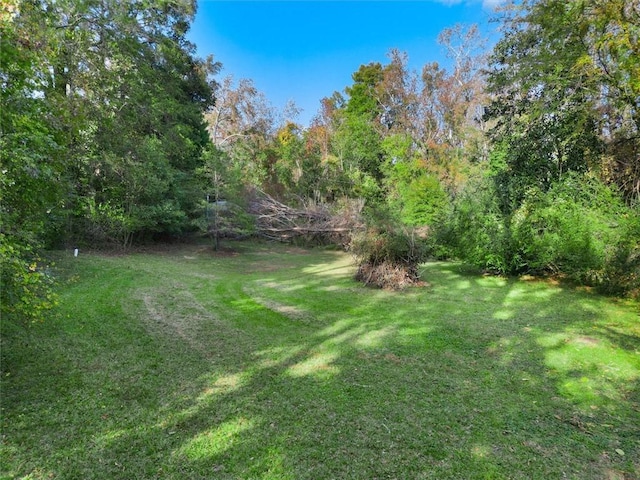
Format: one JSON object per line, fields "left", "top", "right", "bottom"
{"left": 1, "top": 241, "right": 639, "bottom": 479}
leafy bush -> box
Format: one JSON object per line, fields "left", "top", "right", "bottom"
{"left": 434, "top": 177, "right": 509, "bottom": 272}
{"left": 75, "top": 198, "right": 138, "bottom": 247}
{"left": 437, "top": 173, "right": 639, "bottom": 297}
{"left": 597, "top": 208, "right": 640, "bottom": 298}
{"left": 0, "top": 235, "right": 57, "bottom": 324}
{"left": 396, "top": 174, "right": 450, "bottom": 227}
{"left": 507, "top": 174, "right": 634, "bottom": 284}
{"left": 509, "top": 186, "right": 605, "bottom": 277}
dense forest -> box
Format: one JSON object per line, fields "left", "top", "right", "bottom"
{"left": 2, "top": 0, "right": 639, "bottom": 322}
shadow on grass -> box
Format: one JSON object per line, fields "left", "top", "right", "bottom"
{"left": 1, "top": 245, "right": 639, "bottom": 479}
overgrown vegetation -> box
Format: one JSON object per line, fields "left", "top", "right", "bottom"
{"left": 1, "top": 0, "right": 217, "bottom": 322}
{"left": 351, "top": 208, "right": 427, "bottom": 289}
{"left": 2, "top": 0, "right": 638, "bottom": 475}
{"left": 439, "top": 173, "right": 640, "bottom": 296}
{"left": 2, "top": 245, "right": 638, "bottom": 479}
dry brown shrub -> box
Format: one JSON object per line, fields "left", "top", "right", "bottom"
{"left": 355, "top": 261, "right": 425, "bottom": 290}
{"left": 247, "top": 189, "right": 364, "bottom": 246}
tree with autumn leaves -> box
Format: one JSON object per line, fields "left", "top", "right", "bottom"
{"left": 210, "top": 2, "right": 638, "bottom": 293}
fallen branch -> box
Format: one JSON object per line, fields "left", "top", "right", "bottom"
{"left": 247, "top": 189, "right": 364, "bottom": 246}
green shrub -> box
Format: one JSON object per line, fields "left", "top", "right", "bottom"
{"left": 397, "top": 174, "right": 450, "bottom": 227}
{"left": 0, "top": 235, "right": 57, "bottom": 324}
{"left": 597, "top": 208, "right": 640, "bottom": 298}
{"left": 509, "top": 185, "right": 608, "bottom": 277}
{"left": 435, "top": 177, "right": 509, "bottom": 272}
{"left": 437, "top": 173, "right": 639, "bottom": 297}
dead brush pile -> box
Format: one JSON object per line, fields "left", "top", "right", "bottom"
{"left": 351, "top": 226, "right": 428, "bottom": 290}
{"left": 247, "top": 189, "right": 364, "bottom": 246}
{"left": 355, "top": 261, "right": 423, "bottom": 290}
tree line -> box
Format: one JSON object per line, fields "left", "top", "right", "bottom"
{"left": 2, "top": 0, "right": 639, "bottom": 321}
{"left": 2, "top": 0, "right": 218, "bottom": 320}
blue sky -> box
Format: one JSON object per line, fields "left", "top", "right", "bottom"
{"left": 188, "top": 1, "right": 505, "bottom": 126}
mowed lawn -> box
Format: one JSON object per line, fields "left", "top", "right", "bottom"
{"left": 1, "top": 242, "right": 639, "bottom": 479}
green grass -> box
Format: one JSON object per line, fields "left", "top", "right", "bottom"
{"left": 1, "top": 241, "right": 639, "bottom": 479}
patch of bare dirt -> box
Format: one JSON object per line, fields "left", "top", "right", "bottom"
{"left": 206, "top": 246, "right": 240, "bottom": 257}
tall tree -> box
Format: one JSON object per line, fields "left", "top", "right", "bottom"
{"left": 417, "top": 25, "right": 489, "bottom": 193}
{"left": 204, "top": 75, "right": 275, "bottom": 189}
{"left": 205, "top": 76, "right": 273, "bottom": 149}
{"left": 486, "top": 0, "right": 639, "bottom": 207}
{"left": 38, "top": 0, "right": 218, "bottom": 244}
{"left": 582, "top": 0, "right": 640, "bottom": 201}
{"left": 332, "top": 63, "right": 386, "bottom": 199}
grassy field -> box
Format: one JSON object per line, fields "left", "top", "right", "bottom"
{"left": 1, "top": 241, "right": 639, "bottom": 479}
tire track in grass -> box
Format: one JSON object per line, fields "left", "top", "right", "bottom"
{"left": 137, "top": 283, "right": 250, "bottom": 361}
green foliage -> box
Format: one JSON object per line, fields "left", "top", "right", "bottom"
{"left": 272, "top": 122, "right": 305, "bottom": 193}
{"left": 2, "top": 0, "right": 637, "bottom": 300}
{"left": 344, "top": 62, "right": 385, "bottom": 120}
{"left": 440, "top": 173, "right": 640, "bottom": 297}
{"left": 509, "top": 185, "right": 607, "bottom": 276}
{"left": 486, "top": 0, "right": 638, "bottom": 204}
{"left": 1, "top": 11, "right": 64, "bottom": 242}
{"left": 397, "top": 174, "right": 449, "bottom": 226}
{"left": 197, "top": 146, "right": 256, "bottom": 242}
{"left": 380, "top": 137, "right": 450, "bottom": 227}
{"left": 334, "top": 115, "right": 384, "bottom": 188}
{"left": 436, "top": 177, "right": 508, "bottom": 271}
{"left": 199, "top": 147, "right": 244, "bottom": 201}
{"left": 471, "top": 0, "right": 640, "bottom": 293}
{"left": 597, "top": 206, "right": 640, "bottom": 297}
{"left": 1, "top": 7, "right": 64, "bottom": 320}
{"left": 346, "top": 168, "right": 382, "bottom": 204}
{"left": 5, "top": 0, "right": 216, "bottom": 248}
{"left": 78, "top": 198, "right": 137, "bottom": 247}
{"left": 507, "top": 174, "right": 636, "bottom": 288}
{"left": 323, "top": 62, "right": 389, "bottom": 203}
{"left": 0, "top": 235, "right": 57, "bottom": 324}
{"left": 197, "top": 198, "right": 256, "bottom": 242}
